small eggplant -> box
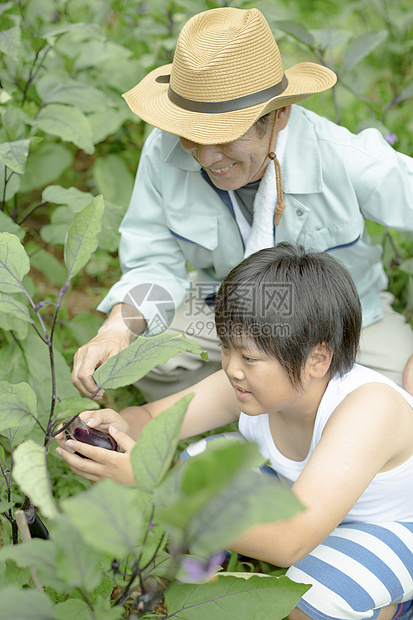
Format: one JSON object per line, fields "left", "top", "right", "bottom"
{"left": 24, "top": 505, "right": 49, "bottom": 540}
{"left": 65, "top": 418, "right": 118, "bottom": 457}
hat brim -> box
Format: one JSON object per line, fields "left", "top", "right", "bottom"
{"left": 122, "top": 62, "right": 336, "bottom": 144}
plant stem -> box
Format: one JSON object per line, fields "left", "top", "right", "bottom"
{"left": 21, "top": 45, "right": 51, "bottom": 105}
{"left": 17, "top": 200, "right": 46, "bottom": 226}
{"left": 15, "top": 510, "right": 44, "bottom": 591}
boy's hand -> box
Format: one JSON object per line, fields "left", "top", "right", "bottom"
{"left": 55, "top": 411, "right": 136, "bottom": 485}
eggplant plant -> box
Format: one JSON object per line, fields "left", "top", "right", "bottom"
{"left": 0, "top": 228, "right": 308, "bottom": 619}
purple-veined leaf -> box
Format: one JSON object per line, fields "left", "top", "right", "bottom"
{"left": 93, "top": 332, "right": 208, "bottom": 390}
{"left": 0, "top": 233, "right": 30, "bottom": 294}
{"left": 13, "top": 439, "right": 58, "bottom": 520}
{"left": 64, "top": 195, "right": 104, "bottom": 280}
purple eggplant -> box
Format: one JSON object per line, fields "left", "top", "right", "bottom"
{"left": 24, "top": 505, "right": 49, "bottom": 539}
{"left": 65, "top": 418, "right": 118, "bottom": 457}
{"left": 72, "top": 426, "right": 117, "bottom": 451}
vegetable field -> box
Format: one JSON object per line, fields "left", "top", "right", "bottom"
{"left": 0, "top": 0, "right": 412, "bottom": 618}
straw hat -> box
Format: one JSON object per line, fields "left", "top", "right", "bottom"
{"left": 123, "top": 7, "right": 337, "bottom": 144}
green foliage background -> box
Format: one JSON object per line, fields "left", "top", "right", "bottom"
{"left": 0, "top": 0, "right": 412, "bottom": 617}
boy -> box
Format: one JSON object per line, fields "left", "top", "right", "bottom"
{"left": 57, "top": 243, "right": 413, "bottom": 620}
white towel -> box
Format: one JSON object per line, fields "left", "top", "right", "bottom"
{"left": 244, "top": 125, "right": 288, "bottom": 258}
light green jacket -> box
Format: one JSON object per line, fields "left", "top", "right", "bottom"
{"left": 98, "top": 105, "right": 413, "bottom": 329}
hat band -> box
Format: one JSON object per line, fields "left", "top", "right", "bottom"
{"left": 167, "top": 74, "right": 289, "bottom": 113}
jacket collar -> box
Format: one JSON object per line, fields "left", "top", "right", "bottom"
{"left": 163, "top": 131, "right": 200, "bottom": 172}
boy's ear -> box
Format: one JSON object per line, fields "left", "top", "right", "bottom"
{"left": 307, "top": 342, "right": 333, "bottom": 379}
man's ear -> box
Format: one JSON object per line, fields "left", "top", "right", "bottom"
{"left": 275, "top": 106, "right": 291, "bottom": 131}
{"left": 307, "top": 342, "right": 333, "bottom": 379}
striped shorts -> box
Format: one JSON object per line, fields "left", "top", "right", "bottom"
{"left": 180, "top": 436, "right": 413, "bottom": 620}
{"left": 286, "top": 521, "right": 413, "bottom": 620}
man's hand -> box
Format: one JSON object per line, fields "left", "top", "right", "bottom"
{"left": 71, "top": 303, "right": 147, "bottom": 400}
{"left": 402, "top": 353, "right": 413, "bottom": 396}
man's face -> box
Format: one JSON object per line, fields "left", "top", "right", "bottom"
{"left": 179, "top": 111, "right": 284, "bottom": 191}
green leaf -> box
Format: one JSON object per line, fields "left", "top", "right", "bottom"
{"left": 0, "top": 89, "right": 12, "bottom": 103}
{"left": 92, "top": 154, "right": 134, "bottom": 208}
{"left": 50, "top": 515, "right": 103, "bottom": 590}
{"left": 0, "top": 25, "right": 21, "bottom": 57}
{"left": 0, "top": 212, "right": 25, "bottom": 240}
{"left": 131, "top": 394, "right": 193, "bottom": 492}
{"left": 53, "top": 599, "right": 92, "bottom": 620}
{"left": 154, "top": 441, "right": 265, "bottom": 532}
{"left": 39, "top": 187, "right": 96, "bottom": 246}
{"left": 13, "top": 439, "right": 58, "bottom": 520}
{"left": 88, "top": 108, "right": 128, "bottom": 144}
{"left": 42, "top": 185, "right": 94, "bottom": 210}
{"left": 25, "top": 243, "right": 67, "bottom": 287}
{"left": 33, "top": 104, "right": 94, "bottom": 154}
{"left": 0, "top": 381, "right": 37, "bottom": 433}
{"left": 54, "top": 599, "right": 123, "bottom": 620}
{"left": 39, "top": 207, "right": 75, "bottom": 245}
{"left": 0, "top": 538, "right": 70, "bottom": 591}
{"left": 0, "top": 292, "right": 34, "bottom": 339}
{"left": 187, "top": 468, "right": 304, "bottom": 557}
{"left": 73, "top": 40, "right": 132, "bottom": 71}
{"left": 342, "top": 30, "right": 388, "bottom": 73}
{"left": 309, "top": 28, "right": 353, "bottom": 50}
{"left": 0, "top": 232, "right": 30, "bottom": 294}
{"left": 399, "top": 257, "right": 413, "bottom": 275}
{"left": 0, "top": 500, "right": 13, "bottom": 512}
{"left": 273, "top": 20, "right": 315, "bottom": 47}
{"left": 165, "top": 573, "right": 310, "bottom": 620}
{"left": 98, "top": 199, "right": 125, "bottom": 252}
{"left": 0, "top": 139, "right": 32, "bottom": 175}
{"left": 0, "top": 585, "right": 54, "bottom": 619}
{"left": 64, "top": 195, "right": 105, "bottom": 279}
{"left": 54, "top": 396, "right": 99, "bottom": 422}
{"left": 0, "top": 340, "right": 29, "bottom": 386}
{"left": 19, "top": 143, "right": 73, "bottom": 193}
{"left": 397, "top": 81, "right": 413, "bottom": 103}
{"left": 36, "top": 74, "right": 115, "bottom": 113}
{"left": 42, "top": 22, "right": 105, "bottom": 40}
{"left": 61, "top": 479, "right": 143, "bottom": 557}
{"left": 93, "top": 333, "right": 208, "bottom": 390}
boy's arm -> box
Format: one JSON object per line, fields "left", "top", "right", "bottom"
{"left": 123, "top": 369, "right": 240, "bottom": 440}
{"left": 227, "top": 383, "right": 412, "bottom": 567}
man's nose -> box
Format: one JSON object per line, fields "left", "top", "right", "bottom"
{"left": 196, "top": 144, "right": 224, "bottom": 167}
{"left": 180, "top": 138, "right": 222, "bottom": 167}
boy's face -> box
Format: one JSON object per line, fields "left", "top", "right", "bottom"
{"left": 220, "top": 337, "right": 306, "bottom": 417}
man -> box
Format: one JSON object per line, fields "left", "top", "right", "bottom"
{"left": 71, "top": 7, "right": 413, "bottom": 401}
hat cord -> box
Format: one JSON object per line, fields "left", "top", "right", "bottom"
{"left": 255, "top": 110, "right": 286, "bottom": 227}
{"left": 267, "top": 110, "right": 286, "bottom": 227}
{"left": 269, "top": 151, "right": 285, "bottom": 226}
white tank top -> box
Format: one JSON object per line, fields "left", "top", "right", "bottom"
{"left": 239, "top": 364, "right": 413, "bottom": 523}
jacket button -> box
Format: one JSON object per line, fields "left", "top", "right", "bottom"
{"left": 296, "top": 208, "right": 304, "bottom": 217}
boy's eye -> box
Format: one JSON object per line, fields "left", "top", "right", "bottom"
{"left": 243, "top": 355, "right": 257, "bottom": 363}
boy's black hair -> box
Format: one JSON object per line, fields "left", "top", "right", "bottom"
{"left": 214, "top": 242, "right": 362, "bottom": 387}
